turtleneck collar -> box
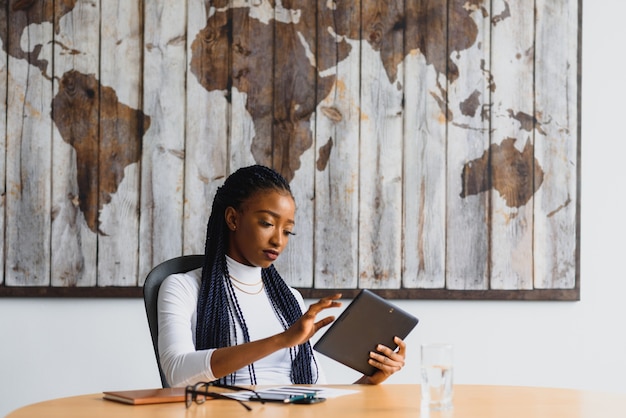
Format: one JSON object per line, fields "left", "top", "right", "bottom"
{"left": 226, "top": 255, "right": 263, "bottom": 284}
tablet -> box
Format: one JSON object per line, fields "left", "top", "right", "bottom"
{"left": 313, "top": 289, "right": 419, "bottom": 376}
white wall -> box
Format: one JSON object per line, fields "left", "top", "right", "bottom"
{"left": 2, "top": 2, "right": 625, "bottom": 416}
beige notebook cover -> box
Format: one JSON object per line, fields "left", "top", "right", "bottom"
{"left": 103, "top": 387, "right": 186, "bottom": 405}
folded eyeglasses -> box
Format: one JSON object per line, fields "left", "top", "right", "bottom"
{"left": 184, "top": 381, "right": 263, "bottom": 411}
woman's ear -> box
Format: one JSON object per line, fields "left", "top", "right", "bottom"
{"left": 224, "top": 206, "right": 238, "bottom": 231}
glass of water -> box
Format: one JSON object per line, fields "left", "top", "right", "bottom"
{"left": 420, "top": 343, "right": 454, "bottom": 410}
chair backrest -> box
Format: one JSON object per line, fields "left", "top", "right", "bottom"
{"left": 143, "top": 254, "right": 204, "bottom": 388}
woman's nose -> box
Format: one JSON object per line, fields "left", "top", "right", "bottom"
{"left": 270, "top": 229, "right": 284, "bottom": 247}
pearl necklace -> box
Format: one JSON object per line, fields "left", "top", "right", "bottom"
{"left": 228, "top": 274, "right": 264, "bottom": 295}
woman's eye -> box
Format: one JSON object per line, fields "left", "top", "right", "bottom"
{"left": 285, "top": 230, "right": 296, "bottom": 236}
{"left": 260, "top": 220, "right": 273, "bottom": 227}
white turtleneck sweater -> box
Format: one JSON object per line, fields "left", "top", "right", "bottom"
{"left": 157, "top": 256, "right": 325, "bottom": 387}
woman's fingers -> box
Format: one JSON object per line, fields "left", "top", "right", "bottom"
{"left": 283, "top": 294, "right": 342, "bottom": 347}
{"left": 393, "top": 336, "right": 407, "bottom": 356}
{"left": 314, "top": 315, "right": 336, "bottom": 330}
{"left": 307, "top": 293, "right": 342, "bottom": 314}
{"left": 307, "top": 294, "right": 341, "bottom": 331}
{"left": 369, "top": 337, "right": 406, "bottom": 371}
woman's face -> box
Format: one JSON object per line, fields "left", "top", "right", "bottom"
{"left": 225, "top": 189, "right": 296, "bottom": 268}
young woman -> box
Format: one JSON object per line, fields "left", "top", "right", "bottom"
{"left": 157, "top": 165, "right": 406, "bottom": 387}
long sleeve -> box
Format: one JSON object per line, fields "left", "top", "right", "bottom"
{"left": 157, "top": 269, "right": 217, "bottom": 387}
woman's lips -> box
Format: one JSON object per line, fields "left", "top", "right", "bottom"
{"left": 264, "top": 250, "right": 279, "bottom": 261}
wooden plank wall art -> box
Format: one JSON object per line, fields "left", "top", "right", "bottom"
{"left": 0, "top": 0, "right": 580, "bottom": 300}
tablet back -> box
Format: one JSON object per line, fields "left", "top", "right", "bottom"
{"left": 313, "top": 289, "right": 419, "bottom": 376}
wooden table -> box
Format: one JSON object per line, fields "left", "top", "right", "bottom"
{"left": 7, "top": 384, "right": 626, "bottom": 417}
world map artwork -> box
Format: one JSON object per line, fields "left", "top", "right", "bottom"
{"left": 2, "top": 0, "right": 545, "bottom": 236}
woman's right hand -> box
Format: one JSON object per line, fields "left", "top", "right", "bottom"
{"left": 281, "top": 293, "right": 342, "bottom": 347}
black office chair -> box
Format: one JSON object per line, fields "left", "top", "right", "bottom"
{"left": 143, "top": 254, "right": 204, "bottom": 388}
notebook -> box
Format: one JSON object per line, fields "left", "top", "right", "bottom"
{"left": 313, "top": 289, "right": 419, "bottom": 376}
{"left": 102, "top": 387, "right": 186, "bottom": 405}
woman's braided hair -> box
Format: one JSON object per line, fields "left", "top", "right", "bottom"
{"left": 195, "top": 165, "right": 317, "bottom": 385}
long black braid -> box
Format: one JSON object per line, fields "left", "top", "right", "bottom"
{"left": 195, "top": 165, "right": 317, "bottom": 385}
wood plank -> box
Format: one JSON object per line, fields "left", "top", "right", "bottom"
{"left": 5, "top": 1, "right": 54, "bottom": 286}
{"left": 139, "top": 0, "right": 187, "bottom": 283}
{"left": 533, "top": 0, "right": 579, "bottom": 289}
{"left": 403, "top": 0, "right": 448, "bottom": 289}
{"left": 0, "top": 22, "right": 6, "bottom": 286}
{"left": 445, "top": 1, "right": 491, "bottom": 290}
{"left": 313, "top": 1, "right": 361, "bottom": 289}
{"left": 358, "top": 0, "right": 404, "bottom": 289}
{"left": 50, "top": 0, "right": 100, "bottom": 287}
{"left": 229, "top": 1, "right": 268, "bottom": 172}
{"left": 227, "top": 2, "right": 273, "bottom": 184}
{"left": 227, "top": 2, "right": 275, "bottom": 260}
{"left": 184, "top": 3, "right": 229, "bottom": 256}
{"left": 488, "top": 0, "right": 535, "bottom": 290}
{"left": 271, "top": 2, "right": 318, "bottom": 288}
{"left": 274, "top": 152, "right": 316, "bottom": 288}
{"left": 97, "top": 0, "right": 143, "bottom": 286}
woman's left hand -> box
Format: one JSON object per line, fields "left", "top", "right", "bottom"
{"left": 355, "top": 336, "right": 407, "bottom": 385}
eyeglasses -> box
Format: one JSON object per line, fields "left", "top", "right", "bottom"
{"left": 184, "top": 381, "right": 264, "bottom": 411}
